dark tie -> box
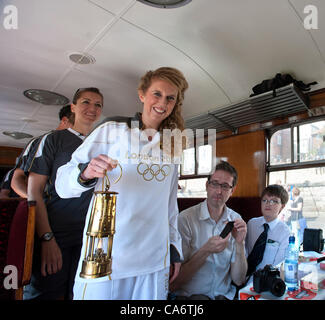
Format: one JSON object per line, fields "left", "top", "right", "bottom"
{"left": 247, "top": 223, "right": 269, "bottom": 276}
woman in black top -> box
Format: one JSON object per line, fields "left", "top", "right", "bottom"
{"left": 25, "top": 88, "right": 103, "bottom": 300}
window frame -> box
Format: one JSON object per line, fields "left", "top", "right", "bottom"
{"left": 266, "top": 115, "right": 325, "bottom": 178}
{"left": 179, "top": 134, "right": 214, "bottom": 180}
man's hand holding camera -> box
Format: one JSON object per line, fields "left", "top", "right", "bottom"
{"left": 232, "top": 219, "right": 247, "bottom": 244}
{"left": 203, "top": 233, "right": 231, "bottom": 254}
{"left": 203, "top": 218, "right": 246, "bottom": 255}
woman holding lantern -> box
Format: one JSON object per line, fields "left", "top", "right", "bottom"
{"left": 55, "top": 67, "right": 189, "bottom": 300}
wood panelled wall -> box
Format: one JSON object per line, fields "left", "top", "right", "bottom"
{"left": 0, "top": 146, "right": 22, "bottom": 167}
{"left": 215, "top": 130, "right": 266, "bottom": 197}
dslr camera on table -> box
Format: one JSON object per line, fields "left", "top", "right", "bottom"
{"left": 253, "top": 264, "right": 286, "bottom": 297}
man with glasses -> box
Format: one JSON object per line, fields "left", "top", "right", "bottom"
{"left": 170, "top": 161, "right": 247, "bottom": 300}
{"left": 245, "top": 184, "right": 290, "bottom": 276}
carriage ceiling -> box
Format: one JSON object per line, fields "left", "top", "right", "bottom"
{"left": 0, "top": 0, "right": 324, "bottom": 148}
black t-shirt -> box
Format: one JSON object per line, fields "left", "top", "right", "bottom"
{"left": 30, "top": 129, "right": 93, "bottom": 248}
{"left": 20, "top": 134, "right": 49, "bottom": 174}
{"left": 14, "top": 134, "right": 46, "bottom": 174}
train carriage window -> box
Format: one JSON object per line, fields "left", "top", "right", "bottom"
{"left": 299, "top": 121, "right": 325, "bottom": 162}
{"left": 181, "top": 147, "right": 195, "bottom": 175}
{"left": 179, "top": 131, "right": 215, "bottom": 177}
{"left": 269, "top": 167, "right": 325, "bottom": 235}
{"left": 270, "top": 128, "right": 291, "bottom": 164}
{"left": 197, "top": 144, "right": 213, "bottom": 175}
{"left": 268, "top": 119, "right": 325, "bottom": 236}
{"left": 178, "top": 178, "right": 207, "bottom": 198}
{"left": 269, "top": 120, "right": 325, "bottom": 166}
{"left": 178, "top": 135, "right": 214, "bottom": 198}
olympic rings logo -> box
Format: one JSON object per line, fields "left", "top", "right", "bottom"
{"left": 137, "top": 163, "right": 171, "bottom": 182}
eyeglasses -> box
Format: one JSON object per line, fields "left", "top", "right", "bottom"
{"left": 208, "top": 180, "right": 233, "bottom": 191}
{"left": 261, "top": 199, "right": 280, "bottom": 205}
{"left": 75, "top": 87, "right": 100, "bottom": 94}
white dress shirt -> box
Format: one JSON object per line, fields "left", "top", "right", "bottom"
{"left": 246, "top": 216, "right": 290, "bottom": 270}
{"left": 175, "top": 200, "right": 243, "bottom": 300}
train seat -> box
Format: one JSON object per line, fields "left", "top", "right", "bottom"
{"left": 0, "top": 199, "right": 36, "bottom": 300}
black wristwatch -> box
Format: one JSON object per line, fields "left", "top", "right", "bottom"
{"left": 41, "top": 232, "right": 54, "bottom": 241}
{"left": 77, "top": 162, "right": 97, "bottom": 187}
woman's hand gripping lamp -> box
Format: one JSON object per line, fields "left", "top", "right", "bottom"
{"left": 80, "top": 164, "right": 122, "bottom": 279}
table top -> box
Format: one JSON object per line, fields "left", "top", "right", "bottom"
{"left": 239, "top": 251, "right": 325, "bottom": 300}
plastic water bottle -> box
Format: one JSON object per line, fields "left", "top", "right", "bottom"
{"left": 290, "top": 220, "right": 300, "bottom": 251}
{"left": 284, "top": 235, "right": 299, "bottom": 291}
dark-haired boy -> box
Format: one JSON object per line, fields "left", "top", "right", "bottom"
{"left": 246, "top": 184, "right": 291, "bottom": 276}
{"left": 11, "top": 105, "right": 73, "bottom": 198}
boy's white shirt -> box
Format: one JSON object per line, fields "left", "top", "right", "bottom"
{"left": 246, "top": 216, "right": 290, "bottom": 269}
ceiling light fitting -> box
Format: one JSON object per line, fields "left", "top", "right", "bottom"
{"left": 69, "top": 52, "right": 96, "bottom": 65}
{"left": 137, "top": 0, "right": 191, "bottom": 9}
{"left": 3, "top": 131, "right": 33, "bottom": 140}
{"left": 23, "top": 89, "right": 69, "bottom": 105}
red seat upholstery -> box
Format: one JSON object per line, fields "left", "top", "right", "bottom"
{"left": 177, "top": 198, "right": 205, "bottom": 213}
{"left": 227, "top": 197, "right": 261, "bottom": 222}
{"left": 0, "top": 198, "right": 21, "bottom": 300}
{"left": 0, "top": 199, "right": 36, "bottom": 300}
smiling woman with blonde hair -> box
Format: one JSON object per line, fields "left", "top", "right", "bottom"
{"left": 55, "top": 67, "right": 189, "bottom": 300}
{"left": 138, "top": 67, "right": 188, "bottom": 131}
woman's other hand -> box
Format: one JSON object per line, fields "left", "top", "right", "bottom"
{"left": 81, "top": 155, "right": 118, "bottom": 180}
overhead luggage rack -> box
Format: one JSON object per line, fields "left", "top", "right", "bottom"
{"left": 185, "top": 84, "right": 310, "bottom": 134}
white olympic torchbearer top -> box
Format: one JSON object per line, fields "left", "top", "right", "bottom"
{"left": 55, "top": 117, "right": 183, "bottom": 282}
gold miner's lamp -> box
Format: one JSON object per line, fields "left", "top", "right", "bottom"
{"left": 80, "top": 164, "right": 122, "bottom": 279}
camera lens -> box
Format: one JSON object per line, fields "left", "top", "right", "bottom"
{"left": 270, "top": 278, "right": 286, "bottom": 297}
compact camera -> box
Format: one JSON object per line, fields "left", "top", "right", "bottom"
{"left": 253, "top": 264, "right": 286, "bottom": 297}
